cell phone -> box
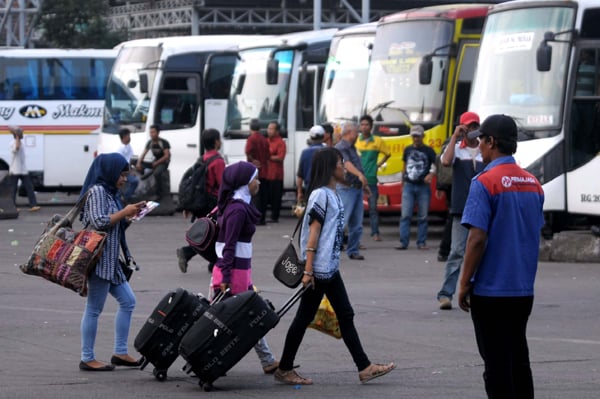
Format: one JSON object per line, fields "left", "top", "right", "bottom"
{"left": 131, "top": 201, "right": 159, "bottom": 222}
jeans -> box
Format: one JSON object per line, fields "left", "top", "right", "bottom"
{"left": 338, "top": 186, "right": 364, "bottom": 256}
{"left": 122, "top": 172, "right": 139, "bottom": 202}
{"left": 367, "top": 183, "right": 380, "bottom": 236}
{"left": 437, "top": 216, "right": 468, "bottom": 300}
{"left": 9, "top": 174, "right": 37, "bottom": 207}
{"left": 279, "top": 271, "right": 370, "bottom": 372}
{"left": 81, "top": 273, "right": 136, "bottom": 362}
{"left": 471, "top": 295, "right": 534, "bottom": 399}
{"left": 399, "top": 181, "right": 431, "bottom": 248}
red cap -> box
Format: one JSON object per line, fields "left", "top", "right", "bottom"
{"left": 459, "top": 111, "right": 480, "bottom": 126}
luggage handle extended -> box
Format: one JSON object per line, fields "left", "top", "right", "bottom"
{"left": 277, "top": 283, "right": 312, "bottom": 318}
{"left": 210, "top": 288, "right": 230, "bottom": 305}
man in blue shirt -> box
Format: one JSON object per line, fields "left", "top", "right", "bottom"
{"left": 296, "top": 125, "right": 326, "bottom": 202}
{"left": 459, "top": 114, "right": 544, "bottom": 399}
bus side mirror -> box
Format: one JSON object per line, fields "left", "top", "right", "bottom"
{"left": 127, "top": 80, "right": 137, "bottom": 89}
{"left": 419, "top": 56, "right": 433, "bottom": 85}
{"left": 326, "top": 69, "right": 335, "bottom": 89}
{"left": 139, "top": 73, "right": 149, "bottom": 94}
{"left": 266, "top": 59, "right": 279, "bottom": 85}
{"left": 235, "top": 73, "right": 246, "bottom": 95}
{"left": 536, "top": 42, "right": 552, "bottom": 72}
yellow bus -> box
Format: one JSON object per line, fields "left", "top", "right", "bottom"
{"left": 363, "top": 4, "right": 491, "bottom": 212}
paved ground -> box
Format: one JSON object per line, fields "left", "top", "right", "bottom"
{"left": 1, "top": 200, "right": 599, "bottom": 399}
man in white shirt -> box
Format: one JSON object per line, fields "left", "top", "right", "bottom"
{"left": 8, "top": 126, "right": 40, "bottom": 211}
{"left": 117, "top": 128, "right": 139, "bottom": 202}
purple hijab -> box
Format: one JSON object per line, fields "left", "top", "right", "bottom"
{"left": 217, "top": 161, "right": 261, "bottom": 221}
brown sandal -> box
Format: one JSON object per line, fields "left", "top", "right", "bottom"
{"left": 274, "top": 368, "right": 313, "bottom": 385}
{"left": 358, "top": 362, "right": 395, "bottom": 384}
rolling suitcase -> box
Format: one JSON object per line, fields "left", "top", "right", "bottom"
{"left": 134, "top": 288, "right": 211, "bottom": 381}
{"left": 179, "top": 285, "right": 307, "bottom": 391}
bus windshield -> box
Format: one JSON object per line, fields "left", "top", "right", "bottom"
{"left": 225, "top": 48, "right": 293, "bottom": 134}
{"left": 319, "top": 33, "right": 372, "bottom": 124}
{"left": 104, "top": 46, "right": 162, "bottom": 132}
{"left": 0, "top": 56, "right": 113, "bottom": 101}
{"left": 469, "top": 6, "right": 574, "bottom": 138}
{"left": 364, "top": 20, "right": 453, "bottom": 134}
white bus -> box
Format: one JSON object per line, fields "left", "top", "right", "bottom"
{"left": 319, "top": 23, "right": 376, "bottom": 125}
{"left": 205, "top": 29, "right": 337, "bottom": 190}
{"left": 0, "top": 49, "right": 116, "bottom": 190}
{"left": 469, "top": 0, "right": 600, "bottom": 231}
{"left": 97, "top": 35, "right": 258, "bottom": 193}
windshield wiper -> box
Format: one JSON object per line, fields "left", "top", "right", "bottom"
{"left": 368, "top": 100, "right": 411, "bottom": 125}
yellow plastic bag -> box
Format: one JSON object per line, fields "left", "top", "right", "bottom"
{"left": 308, "top": 295, "right": 341, "bottom": 339}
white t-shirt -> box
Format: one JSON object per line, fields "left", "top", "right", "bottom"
{"left": 118, "top": 143, "right": 134, "bottom": 163}
{"left": 9, "top": 139, "right": 27, "bottom": 175}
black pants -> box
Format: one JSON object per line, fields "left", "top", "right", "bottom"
{"left": 253, "top": 177, "right": 269, "bottom": 223}
{"left": 438, "top": 189, "right": 452, "bottom": 257}
{"left": 267, "top": 179, "right": 283, "bottom": 221}
{"left": 279, "top": 271, "right": 370, "bottom": 372}
{"left": 471, "top": 294, "right": 534, "bottom": 399}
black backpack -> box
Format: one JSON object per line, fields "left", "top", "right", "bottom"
{"left": 177, "top": 154, "right": 221, "bottom": 214}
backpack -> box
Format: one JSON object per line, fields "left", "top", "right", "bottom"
{"left": 177, "top": 154, "right": 221, "bottom": 214}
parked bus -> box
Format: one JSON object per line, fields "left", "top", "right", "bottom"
{"left": 205, "top": 29, "right": 337, "bottom": 190}
{"left": 97, "top": 35, "right": 257, "bottom": 193}
{"left": 0, "top": 49, "right": 116, "bottom": 190}
{"left": 469, "top": 0, "right": 600, "bottom": 231}
{"left": 319, "top": 23, "right": 377, "bottom": 125}
{"left": 362, "top": 4, "right": 491, "bottom": 212}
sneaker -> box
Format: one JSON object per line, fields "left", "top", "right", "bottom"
{"left": 176, "top": 248, "right": 188, "bottom": 273}
{"left": 358, "top": 362, "right": 395, "bottom": 384}
{"left": 417, "top": 245, "right": 429, "bottom": 250}
{"left": 439, "top": 298, "right": 452, "bottom": 310}
{"left": 274, "top": 368, "right": 313, "bottom": 385}
{"left": 28, "top": 206, "right": 41, "bottom": 212}
{"left": 372, "top": 235, "right": 382, "bottom": 241}
{"left": 437, "top": 254, "right": 448, "bottom": 262}
{"left": 395, "top": 245, "right": 407, "bottom": 250}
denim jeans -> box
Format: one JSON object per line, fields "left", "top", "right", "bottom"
{"left": 399, "top": 181, "right": 431, "bottom": 248}
{"left": 81, "top": 273, "right": 136, "bottom": 362}
{"left": 367, "top": 183, "right": 380, "bottom": 236}
{"left": 338, "top": 186, "right": 364, "bottom": 256}
{"left": 437, "top": 216, "right": 468, "bottom": 300}
{"left": 279, "top": 271, "right": 370, "bottom": 372}
{"left": 471, "top": 295, "right": 534, "bottom": 399}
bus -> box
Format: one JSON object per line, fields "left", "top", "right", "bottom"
{"left": 469, "top": 0, "right": 600, "bottom": 232}
{"left": 97, "top": 35, "right": 258, "bottom": 193}
{"left": 362, "top": 4, "right": 491, "bottom": 212}
{"left": 205, "top": 29, "right": 337, "bottom": 190}
{"left": 319, "top": 23, "right": 377, "bottom": 126}
{"left": 0, "top": 49, "right": 116, "bottom": 191}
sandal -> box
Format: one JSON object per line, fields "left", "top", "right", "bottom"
{"left": 358, "top": 362, "right": 395, "bottom": 384}
{"left": 274, "top": 368, "right": 313, "bottom": 385}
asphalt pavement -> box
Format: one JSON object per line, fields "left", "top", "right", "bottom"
{"left": 1, "top": 200, "right": 599, "bottom": 399}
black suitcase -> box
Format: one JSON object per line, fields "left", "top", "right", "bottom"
{"left": 134, "top": 288, "right": 210, "bottom": 381}
{"left": 179, "top": 286, "right": 307, "bottom": 391}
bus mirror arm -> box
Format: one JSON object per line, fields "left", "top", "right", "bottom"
{"left": 266, "top": 42, "right": 308, "bottom": 85}
{"left": 419, "top": 43, "right": 456, "bottom": 85}
{"left": 536, "top": 29, "right": 578, "bottom": 72}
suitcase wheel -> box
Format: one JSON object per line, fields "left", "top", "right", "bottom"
{"left": 199, "top": 381, "right": 213, "bottom": 392}
{"left": 153, "top": 368, "right": 167, "bottom": 381}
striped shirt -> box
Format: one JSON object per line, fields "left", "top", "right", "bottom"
{"left": 82, "top": 184, "right": 127, "bottom": 284}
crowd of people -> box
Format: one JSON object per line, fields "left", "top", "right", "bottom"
{"left": 9, "top": 112, "right": 546, "bottom": 397}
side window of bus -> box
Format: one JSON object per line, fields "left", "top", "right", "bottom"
{"left": 569, "top": 49, "right": 600, "bottom": 169}
{"left": 156, "top": 75, "right": 198, "bottom": 128}
{"left": 296, "top": 67, "right": 318, "bottom": 131}
{"left": 455, "top": 44, "right": 479, "bottom": 123}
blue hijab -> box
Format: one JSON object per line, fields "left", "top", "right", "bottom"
{"left": 79, "top": 153, "right": 129, "bottom": 203}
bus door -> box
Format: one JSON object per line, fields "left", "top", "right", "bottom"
{"left": 565, "top": 46, "right": 600, "bottom": 215}
{"left": 452, "top": 41, "right": 480, "bottom": 127}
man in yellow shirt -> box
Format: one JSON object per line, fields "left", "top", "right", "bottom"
{"left": 356, "top": 115, "right": 390, "bottom": 241}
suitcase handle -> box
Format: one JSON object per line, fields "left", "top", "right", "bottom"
{"left": 276, "top": 283, "right": 312, "bottom": 318}
{"left": 210, "top": 287, "right": 230, "bottom": 305}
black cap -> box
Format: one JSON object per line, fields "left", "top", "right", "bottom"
{"left": 467, "top": 114, "right": 517, "bottom": 141}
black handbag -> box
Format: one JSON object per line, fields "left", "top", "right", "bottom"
{"left": 185, "top": 208, "right": 218, "bottom": 263}
{"left": 119, "top": 255, "right": 138, "bottom": 282}
{"left": 273, "top": 217, "right": 305, "bottom": 288}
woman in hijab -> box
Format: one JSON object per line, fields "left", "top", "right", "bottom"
{"left": 211, "top": 161, "right": 279, "bottom": 374}
{"left": 78, "top": 153, "right": 146, "bottom": 371}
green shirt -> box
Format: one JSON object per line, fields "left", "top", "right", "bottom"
{"left": 356, "top": 134, "right": 390, "bottom": 185}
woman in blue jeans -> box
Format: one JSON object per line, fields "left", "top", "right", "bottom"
{"left": 274, "top": 147, "right": 395, "bottom": 385}
{"left": 79, "top": 153, "right": 146, "bottom": 371}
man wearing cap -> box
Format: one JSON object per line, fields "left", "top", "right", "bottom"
{"left": 8, "top": 126, "right": 40, "bottom": 212}
{"left": 336, "top": 122, "right": 370, "bottom": 260}
{"left": 397, "top": 125, "right": 436, "bottom": 250}
{"left": 296, "top": 125, "right": 326, "bottom": 202}
{"left": 266, "top": 121, "right": 286, "bottom": 223}
{"left": 356, "top": 115, "right": 390, "bottom": 241}
{"left": 436, "top": 111, "right": 484, "bottom": 310}
{"left": 458, "top": 114, "right": 544, "bottom": 399}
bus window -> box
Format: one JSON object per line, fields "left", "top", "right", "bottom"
{"left": 455, "top": 44, "right": 479, "bottom": 123}
{"left": 569, "top": 48, "right": 600, "bottom": 169}
{"left": 156, "top": 74, "right": 198, "bottom": 127}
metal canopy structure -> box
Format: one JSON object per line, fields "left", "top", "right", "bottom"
{"left": 0, "top": 0, "right": 43, "bottom": 47}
